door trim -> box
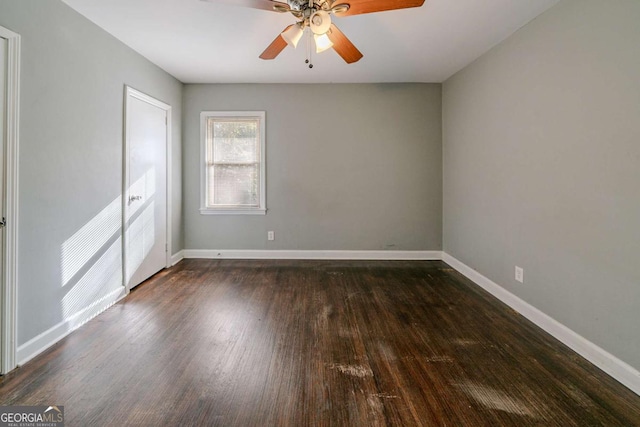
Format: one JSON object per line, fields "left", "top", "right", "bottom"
{"left": 0, "top": 25, "right": 20, "bottom": 374}
{"left": 122, "top": 86, "right": 172, "bottom": 292}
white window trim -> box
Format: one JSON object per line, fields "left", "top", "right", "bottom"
{"left": 200, "top": 111, "right": 266, "bottom": 215}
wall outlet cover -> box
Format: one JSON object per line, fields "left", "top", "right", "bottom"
{"left": 515, "top": 266, "right": 524, "bottom": 283}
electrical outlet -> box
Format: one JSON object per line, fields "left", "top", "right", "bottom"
{"left": 515, "top": 266, "right": 524, "bottom": 283}
{"left": 267, "top": 231, "right": 275, "bottom": 241}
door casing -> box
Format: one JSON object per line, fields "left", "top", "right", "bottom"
{"left": 0, "top": 25, "right": 20, "bottom": 375}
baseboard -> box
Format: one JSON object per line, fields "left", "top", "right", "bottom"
{"left": 16, "top": 286, "right": 127, "bottom": 366}
{"left": 183, "top": 249, "right": 443, "bottom": 260}
{"left": 442, "top": 252, "right": 640, "bottom": 396}
{"left": 170, "top": 250, "right": 184, "bottom": 266}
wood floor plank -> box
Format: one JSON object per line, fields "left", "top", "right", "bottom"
{"left": 1, "top": 260, "right": 639, "bottom": 426}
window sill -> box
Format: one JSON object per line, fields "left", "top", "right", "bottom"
{"left": 199, "top": 208, "right": 267, "bottom": 215}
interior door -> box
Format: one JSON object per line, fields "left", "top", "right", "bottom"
{"left": 125, "top": 88, "right": 169, "bottom": 289}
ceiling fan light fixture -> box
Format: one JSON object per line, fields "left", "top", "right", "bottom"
{"left": 281, "top": 23, "right": 304, "bottom": 48}
{"left": 330, "top": 4, "right": 350, "bottom": 14}
{"left": 310, "top": 10, "right": 331, "bottom": 35}
{"left": 314, "top": 33, "right": 333, "bottom": 53}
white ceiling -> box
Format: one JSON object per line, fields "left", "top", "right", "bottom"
{"left": 61, "top": 0, "right": 559, "bottom": 84}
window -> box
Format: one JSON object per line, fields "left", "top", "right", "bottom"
{"left": 200, "top": 111, "right": 266, "bottom": 214}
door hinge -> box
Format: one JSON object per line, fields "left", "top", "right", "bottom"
{"left": 165, "top": 243, "right": 168, "bottom": 252}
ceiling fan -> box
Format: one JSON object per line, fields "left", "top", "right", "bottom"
{"left": 201, "top": 0, "right": 425, "bottom": 66}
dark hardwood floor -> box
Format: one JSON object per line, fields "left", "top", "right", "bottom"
{"left": 1, "top": 260, "right": 639, "bottom": 426}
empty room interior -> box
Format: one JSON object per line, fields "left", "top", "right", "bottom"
{"left": 0, "top": 0, "right": 639, "bottom": 425}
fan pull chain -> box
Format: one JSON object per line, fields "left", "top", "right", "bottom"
{"left": 305, "top": 27, "right": 313, "bottom": 69}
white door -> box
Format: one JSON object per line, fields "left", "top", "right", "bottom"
{"left": 124, "top": 88, "right": 170, "bottom": 289}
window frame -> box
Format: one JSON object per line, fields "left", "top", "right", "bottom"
{"left": 199, "top": 111, "right": 266, "bottom": 215}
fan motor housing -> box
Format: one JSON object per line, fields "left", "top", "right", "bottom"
{"left": 287, "top": 0, "right": 329, "bottom": 11}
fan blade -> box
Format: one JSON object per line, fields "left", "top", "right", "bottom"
{"left": 326, "top": 24, "right": 363, "bottom": 64}
{"left": 200, "top": 0, "right": 289, "bottom": 13}
{"left": 336, "top": 0, "right": 424, "bottom": 16}
{"left": 259, "top": 26, "right": 293, "bottom": 60}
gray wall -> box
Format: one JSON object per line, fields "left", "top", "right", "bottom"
{"left": 0, "top": 0, "right": 183, "bottom": 346}
{"left": 443, "top": 0, "right": 640, "bottom": 369}
{"left": 183, "top": 84, "right": 442, "bottom": 251}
